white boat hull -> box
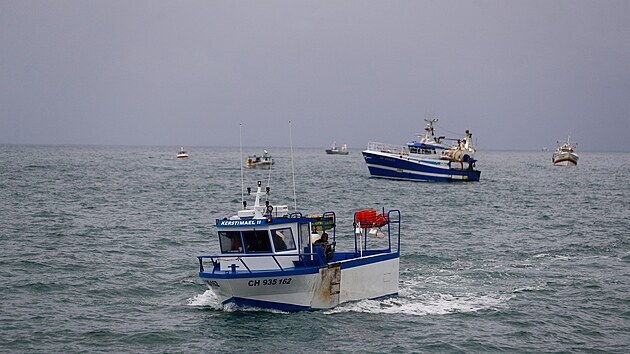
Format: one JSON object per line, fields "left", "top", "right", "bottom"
{"left": 247, "top": 162, "right": 273, "bottom": 168}
{"left": 553, "top": 152, "right": 579, "bottom": 166}
{"left": 338, "top": 254, "right": 399, "bottom": 303}
{"left": 201, "top": 254, "right": 399, "bottom": 311}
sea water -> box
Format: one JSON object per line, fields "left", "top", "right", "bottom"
{"left": 1, "top": 145, "right": 628, "bottom": 352}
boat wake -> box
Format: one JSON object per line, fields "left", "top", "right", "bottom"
{"left": 325, "top": 287, "right": 513, "bottom": 316}
{"left": 187, "top": 287, "right": 512, "bottom": 315}
{"left": 188, "top": 290, "right": 222, "bottom": 309}
{"left": 187, "top": 290, "right": 288, "bottom": 313}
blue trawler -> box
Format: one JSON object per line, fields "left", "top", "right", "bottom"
{"left": 362, "top": 118, "right": 481, "bottom": 182}
{"left": 197, "top": 181, "right": 401, "bottom": 311}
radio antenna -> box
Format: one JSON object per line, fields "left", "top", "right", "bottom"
{"left": 289, "top": 121, "right": 297, "bottom": 211}
{"left": 239, "top": 123, "right": 244, "bottom": 206}
{"left": 266, "top": 151, "right": 272, "bottom": 202}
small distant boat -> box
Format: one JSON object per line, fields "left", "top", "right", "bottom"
{"left": 325, "top": 143, "right": 349, "bottom": 155}
{"left": 362, "top": 118, "right": 481, "bottom": 182}
{"left": 552, "top": 136, "right": 579, "bottom": 166}
{"left": 246, "top": 150, "right": 274, "bottom": 168}
{"left": 177, "top": 147, "right": 189, "bottom": 158}
{"left": 197, "top": 180, "right": 401, "bottom": 311}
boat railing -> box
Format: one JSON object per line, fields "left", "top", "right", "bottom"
{"left": 198, "top": 252, "right": 326, "bottom": 274}
{"left": 389, "top": 210, "right": 401, "bottom": 253}
{"left": 353, "top": 209, "right": 401, "bottom": 255}
{"left": 366, "top": 142, "right": 409, "bottom": 155}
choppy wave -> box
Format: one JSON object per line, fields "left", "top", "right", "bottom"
{"left": 1, "top": 147, "right": 629, "bottom": 353}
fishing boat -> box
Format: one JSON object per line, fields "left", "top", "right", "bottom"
{"left": 362, "top": 118, "right": 481, "bottom": 182}
{"left": 246, "top": 150, "right": 274, "bottom": 168}
{"left": 176, "top": 147, "right": 189, "bottom": 158}
{"left": 325, "top": 142, "right": 349, "bottom": 155}
{"left": 197, "top": 181, "right": 401, "bottom": 311}
{"left": 552, "top": 136, "right": 579, "bottom": 166}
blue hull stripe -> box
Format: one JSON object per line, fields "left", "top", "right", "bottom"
{"left": 225, "top": 297, "right": 313, "bottom": 311}
{"left": 200, "top": 253, "right": 399, "bottom": 279}
{"left": 340, "top": 252, "right": 399, "bottom": 269}
{"left": 200, "top": 266, "right": 320, "bottom": 279}
{"left": 223, "top": 292, "right": 400, "bottom": 311}
{"left": 371, "top": 292, "right": 399, "bottom": 300}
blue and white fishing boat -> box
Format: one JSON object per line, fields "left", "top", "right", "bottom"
{"left": 362, "top": 118, "right": 481, "bottom": 182}
{"left": 197, "top": 181, "right": 401, "bottom": 311}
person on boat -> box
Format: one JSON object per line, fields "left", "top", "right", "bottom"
{"left": 272, "top": 230, "right": 288, "bottom": 251}
{"left": 231, "top": 237, "right": 243, "bottom": 252}
{"left": 313, "top": 232, "right": 334, "bottom": 261}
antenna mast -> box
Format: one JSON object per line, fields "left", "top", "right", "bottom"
{"left": 289, "top": 121, "right": 297, "bottom": 211}
{"left": 239, "top": 123, "right": 244, "bottom": 206}
{"left": 266, "top": 153, "right": 272, "bottom": 202}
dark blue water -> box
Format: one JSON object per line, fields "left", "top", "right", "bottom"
{"left": 1, "top": 145, "right": 629, "bottom": 352}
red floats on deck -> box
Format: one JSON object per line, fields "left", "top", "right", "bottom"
{"left": 355, "top": 209, "right": 389, "bottom": 228}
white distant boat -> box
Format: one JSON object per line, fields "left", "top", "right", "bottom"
{"left": 552, "top": 137, "right": 579, "bottom": 166}
{"left": 177, "top": 147, "right": 189, "bottom": 158}
{"left": 196, "top": 180, "right": 401, "bottom": 311}
{"left": 246, "top": 150, "right": 274, "bottom": 168}
{"left": 325, "top": 142, "right": 349, "bottom": 155}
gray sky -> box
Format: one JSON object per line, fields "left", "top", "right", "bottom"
{"left": 1, "top": 0, "right": 629, "bottom": 150}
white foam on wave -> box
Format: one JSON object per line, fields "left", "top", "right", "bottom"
{"left": 224, "top": 304, "right": 289, "bottom": 314}
{"left": 512, "top": 284, "right": 546, "bottom": 293}
{"left": 326, "top": 290, "right": 513, "bottom": 316}
{"left": 532, "top": 253, "right": 572, "bottom": 261}
{"left": 553, "top": 255, "right": 571, "bottom": 261}
{"left": 188, "top": 290, "right": 222, "bottom": 308}
{"left": 187, "top": 290, "right": 289, "bottom": 314}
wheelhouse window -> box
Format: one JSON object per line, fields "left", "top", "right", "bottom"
{"left": 422, "top": 148, "right": 435, "bottom": 155}
{"left": 299, "top": 223, "right": 310, "bottom": 250}
{"left": 242, "top": 230, "right": 272, "bottom": 253}
{"left": 409, "top": 145, "right": 435, "bottom": 155}
{"left": 271, "top": 228, "right": 296, "bottom": 252}
{"left": 219, "top": 231, "right": 243, "bottom": 253}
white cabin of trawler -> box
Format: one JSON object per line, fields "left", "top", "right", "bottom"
{"left": 214, "top": 211, "right": 335, "bottom": 273}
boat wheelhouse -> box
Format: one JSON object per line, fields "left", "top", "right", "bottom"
{"left": 197, "top": 181, "right": 401, "bottom": 311}
{"left": 362, "top": 118, "right": 480, "bottom": 182}
{"left": 552, "top": 136, "right": 579, "bottom": 166}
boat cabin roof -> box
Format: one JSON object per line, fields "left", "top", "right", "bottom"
{"left": 215, "top": 216, "right": 317, "bottom": 228}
